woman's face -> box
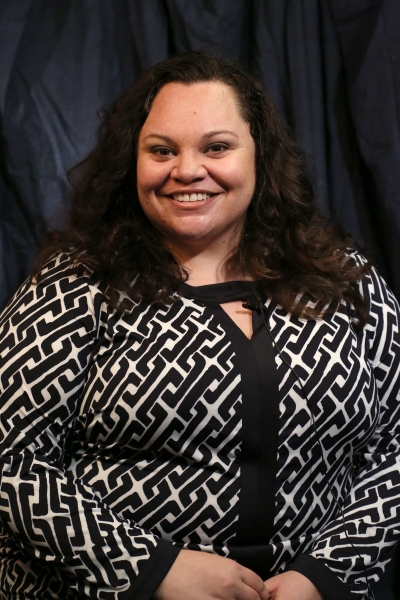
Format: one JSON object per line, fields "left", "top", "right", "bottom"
{"left": 136, "top": 81, "right": 256, "bottom": 253}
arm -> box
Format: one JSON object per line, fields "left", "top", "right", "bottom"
{"left": 289, "top": 265, "right": 400, "bottom": 598}
{"left": 0, "top": 256, "right": 179, "bottom": 599}
{"left": 0, "top": 256, "right": 268, "bottom": 600}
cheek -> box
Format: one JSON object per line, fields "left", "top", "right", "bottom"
{"left": 225, "top": 152, "right": 255, "bottom": 190}
{"left": 136, "top": 163, "right": 152, "bottom": 194}
{"left": 137, "top": 160, "right": 166, "bottom": 194}
{"left": 227, "top": 166, "right": 256, "bottom": 199}
{"left": 241, "top": 160, "right": 256, "bottom": 198}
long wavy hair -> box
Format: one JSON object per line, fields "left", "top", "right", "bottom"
{"left": 33, "top": 52, "right": 370, "bottom": 324}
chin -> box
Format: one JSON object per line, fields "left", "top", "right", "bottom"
{"left": 164, "top": 226, "right": 215, "bottom": 242}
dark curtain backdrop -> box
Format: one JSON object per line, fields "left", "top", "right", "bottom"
{"left": 0, "top": 1, "right": 400, "bottom": 596}
{"left": 1, "top": 0, "right": 400, "bottom": 312}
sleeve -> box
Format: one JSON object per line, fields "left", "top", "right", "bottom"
{"left": 0, "top": 256, "right": 180, "bottom": 600}
{"left": 289, "top": 265, "right": 400, "bottom": 599}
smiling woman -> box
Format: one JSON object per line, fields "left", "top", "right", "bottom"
{"left": 0, "top": 53, "right": 399, "bottom": 600}
{"left": 136, "top": 81, "right": 256, "bottom": 286}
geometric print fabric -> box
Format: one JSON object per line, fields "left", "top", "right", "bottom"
{"left": 0, "top": 251, "right": 399, "bottom": 598}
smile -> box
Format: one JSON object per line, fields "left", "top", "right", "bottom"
{"left": 171, "top": 192, "right": 216, "bottom": 202}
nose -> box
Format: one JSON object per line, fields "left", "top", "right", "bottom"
{"left": 171, "top": 151, "right": 208, "bottom": 182}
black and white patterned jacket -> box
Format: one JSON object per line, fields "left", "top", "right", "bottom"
{"left": 0, "top": 252, "right": 399, "bottom": 600}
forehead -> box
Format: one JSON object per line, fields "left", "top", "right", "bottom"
{"left": 139, "top": 81, "right": 248, "bottom": 138}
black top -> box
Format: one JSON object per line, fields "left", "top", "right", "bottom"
{"left": 181, "top": 281, "right": 284, "bottom": 575}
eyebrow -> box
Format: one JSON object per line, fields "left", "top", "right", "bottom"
{"left": 141, "top": 130, "right": 239, "bottom": 143}
{"left": 203, "top": 130, "right": 239, "bottom": 140}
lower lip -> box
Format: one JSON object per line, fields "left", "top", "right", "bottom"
{"left": 167, "top": 194, "right": 220, "bottom": 208}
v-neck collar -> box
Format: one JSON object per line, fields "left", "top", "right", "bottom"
{"left": 184, "top": 288, "right": 281, "bottom": 571}
{"left": 180, "top": 280, "right": 260, "bottom": 304}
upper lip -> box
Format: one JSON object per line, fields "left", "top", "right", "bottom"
{"left": 163, "top": 189, "right": 221, "bottom": 196}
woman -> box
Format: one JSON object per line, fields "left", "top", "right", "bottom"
{"left": 0, "top": 53, "right": 399, "bottom": 600}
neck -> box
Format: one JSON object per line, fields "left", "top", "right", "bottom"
{"left": 167, "top": 237, "right": 249, "bottom": 286}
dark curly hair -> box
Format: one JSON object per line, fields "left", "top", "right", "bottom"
{"left": 33, "top": 52, "right": 370, "bottom": 324}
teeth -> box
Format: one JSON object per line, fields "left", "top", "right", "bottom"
{"left": 173, "top": 193, "right": 213, "bottom": 202}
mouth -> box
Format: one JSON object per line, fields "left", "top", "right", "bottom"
{"left": 168, "top": 192, "right": 218, "bottom": 203}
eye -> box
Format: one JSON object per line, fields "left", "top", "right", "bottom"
{"left": 206, "top": 143, "right": 229, "bottom": 155}
{"left": 152, "top": 147, "right": 175, "bottom": 158}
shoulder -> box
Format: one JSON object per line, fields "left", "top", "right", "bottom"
{"left": 0, "top": 252, "right": 110, "bottom": 333}
{"left": 346, "top": 249, "right": 398, "bottom": 312}
{"left": 344, "top": 248, "right": 368, "bottom": 269}
{"left": 346, "top": 251, "right": 400, "bottom": 365}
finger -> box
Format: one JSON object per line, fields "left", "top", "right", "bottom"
{"left": 264, "top": 574, "right": 279, "bottom": 593}
{"left": 235, "top": 583, "right": 269, "bottom": 600}
{"left": 259, "top": 584, "right": 270, "bottom": 600}
{"left": 239, "top": 566, "right": 267, "bottom": 596}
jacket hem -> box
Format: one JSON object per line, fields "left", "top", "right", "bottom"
{"left": 288, "top": 553, "right": 354, "bottom": 600}
{"left": 119, "top": 540, "right": 181, "bottom": 600}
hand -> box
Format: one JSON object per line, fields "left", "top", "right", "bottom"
{"left": 153, "top": 549, "right": 270, "bottom": 600}
{"left": 265, "top": 571, "right": 324, "bottom": 600}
